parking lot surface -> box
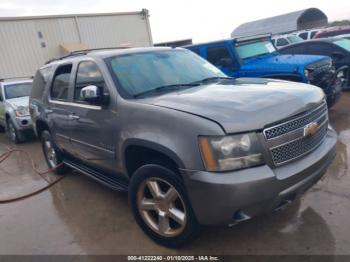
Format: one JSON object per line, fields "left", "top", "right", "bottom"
{"left": 1, "top": 93, "right": 350, "bottom": 255}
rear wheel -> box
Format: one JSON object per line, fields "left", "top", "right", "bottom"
{"left": 41, "top": 130, "right": 69, "bottom": 175}
{"left": 129, "top": 164, "right": 201, "bottom": 248}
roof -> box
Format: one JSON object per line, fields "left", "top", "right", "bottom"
{"left": 231, "top": 8, "right": 328, "bottom": 38}
{"left": 0, "top": 9, "right": 149, "bottom": 21}
{"left": 0, "top": 78, "right": 33, "bottom": 85}
{"left": 45, "top": 47, "right": 176, "bottom": 65}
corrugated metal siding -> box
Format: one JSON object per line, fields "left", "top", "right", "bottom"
{"left": 0, "top": 12, "right": 152, "bottom": 78}
{"left": 77, "top": 14, "right": 152, "bottom": 48}
{"left": 0, "top": 20, "right": 45, "bottom": 78}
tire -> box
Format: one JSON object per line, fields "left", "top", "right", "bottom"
{"left": 6, "top": 118, "right": 24, "bottom": 143}
{"left": 41, "top": 130, "right": 69, "bottom": 175}
{"left": 129, "top": 164, "right": 201, "bottom": 248}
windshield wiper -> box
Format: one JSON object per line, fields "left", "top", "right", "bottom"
{"left": 134, "top": 83, "right": 199, "bottom": 98}
{"left": 190, "top": 76, "right": 234, "bottom": 85}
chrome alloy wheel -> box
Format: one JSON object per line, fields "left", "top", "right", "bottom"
{"left": 137, "top": 177, "right": 187, "bottom": 237}
{"left": 43, "top": 138, "right": 58, "bottom": 168}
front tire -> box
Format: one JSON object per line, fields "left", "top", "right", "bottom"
{"left": 129, "top": 164, "right": 201, "bottom": 248}
{"left": 6, "top": 119, "right": 24, "bottom": 143}
{"left": 41, "top": 130, "right": 69, "bottom": 175}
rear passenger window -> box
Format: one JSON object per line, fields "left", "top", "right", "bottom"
{"left": 32, "top": 66, "right": 52, "bottom": 99}
{"left": 310, "top": 31, "right": 317, "bottom": 39}
{"left": 74, "top": 61, "right": 105, "bottom": 103}
{"left": 206, "top": 46, "right": 231, "bottom": 66}
{"left": 299, "top": 32, "right": 308, "bottom": 40}
{"left": 276, "top": 38, "right": 289, "bottom": 47}
{"left": 51, "top": 64, "right": 72, "bottom": 101}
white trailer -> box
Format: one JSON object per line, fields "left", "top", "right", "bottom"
{"left": 0, "top": 9, "right": 153, "bottom": 78}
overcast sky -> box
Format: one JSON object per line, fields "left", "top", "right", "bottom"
{"left": 0, "top": 0, "right": 349, "bottom": 43}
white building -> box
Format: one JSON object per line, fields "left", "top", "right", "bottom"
{"left": 0, "top": 9, "right": 153, "bottom": 78}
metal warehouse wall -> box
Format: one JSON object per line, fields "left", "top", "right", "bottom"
{"left": 0, "top": 10, "right": 153, "bottom": 78}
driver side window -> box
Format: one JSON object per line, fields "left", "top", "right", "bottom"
{"left": 74, "top": 61, "right": 106, "bottom": 103}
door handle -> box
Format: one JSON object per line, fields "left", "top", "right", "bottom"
{"left": 68, "top": 114, "right": 80, "bottom": 120}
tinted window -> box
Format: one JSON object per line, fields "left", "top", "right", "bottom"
{"left": 4, "top": 83, "right": 32, "bottom": 99}
{"left": 276, "top": 38, "right": 289, "bottom": 47}
{"left": 51, "top": 64, "right": 72, "bottom": 101}
{"left": 299, "top": 32, "right": 308, "bottom": 40}
{"left": 206, "top": 46, "right": 231, "bottom": 66}
{"left": 190, "top": 48, "right": 200, "bottom": 55}
{"left": 0, "top": 87, "right": 4, "bottom": 101}
{"left": 32, "top": 67, "right": 52, "bottom": 99}
{"left": 74, "top": 61, "right": 105, "bottom": 102}
{"left": 310, "top": 31, "right": 318, "bottom": 39}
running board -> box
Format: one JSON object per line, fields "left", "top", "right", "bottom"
{"left": 63, "top": 160, "right": 128, "bottom": 192}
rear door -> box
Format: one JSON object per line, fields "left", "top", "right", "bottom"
{"left": 47, "top": 63, "right": 74, "bottom": 152}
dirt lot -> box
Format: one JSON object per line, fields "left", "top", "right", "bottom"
{"left": 0, "top": 93, "right": 350, "bottom": 255}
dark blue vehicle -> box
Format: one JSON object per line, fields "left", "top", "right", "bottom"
{"left": 185, "top": 35, "right": 344, "bottom": 107}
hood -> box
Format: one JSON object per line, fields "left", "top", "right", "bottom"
{"left": 241, "top": 54, "right": 329, "bottom": 74}
{"left": 6, "top": 96, "right": 29, "bottom": 109}
{"left": 140, "top": 78, "right": 325, "bottom": 133}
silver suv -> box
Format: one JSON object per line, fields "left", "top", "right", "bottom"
{"left": 30, "top": 47, "right": 337, "bottom": 247}
{"left": 0, "top": 78, "right": 33, "bottom": 143}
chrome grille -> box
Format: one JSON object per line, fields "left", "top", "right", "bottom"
{"left": 264, "top": 101, "right": 328, "bottom": 166}
{"left": 264, "top": 101, "right": 328, "bottom": 140}
{"left": 270, "top": 123, "right": 328, "bottom": 165}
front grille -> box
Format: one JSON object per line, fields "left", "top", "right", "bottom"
{"left": 270, "top": 123, "right": 328, "bottom": 165}
{"left": 264, "top": 101, "right": 328, "bottom": 166}
{"left": 264, "top": 101, "right": 328, "bottom": 140}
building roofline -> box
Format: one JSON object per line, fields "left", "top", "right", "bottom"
{"left": 0, "top": 10, "right": 147, "bottom": 21}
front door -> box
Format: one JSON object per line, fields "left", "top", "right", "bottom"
{"left": 68, "top": 60, "right": 117, "bottom": 174}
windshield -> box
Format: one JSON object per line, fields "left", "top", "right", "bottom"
{"left": 333, "top": 39, "right": 350, "bottom": 52}
{"left": 235, "top": 40, "right": 276, "bottom": 60}
{"left": 4, "top": 83, "right": 32, "bottom": 99}
{"left": 287, "top": 35, "right": 303, "bottom": 43}
{"left": 108, "top": 49, "right": 226, "bottom": 97}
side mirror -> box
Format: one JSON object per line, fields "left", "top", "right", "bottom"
{"left": 80, "top": 85, "right": 101, "bottom": 103}
{"left": 332, "top": 51, "right": 345, "bottom": 60}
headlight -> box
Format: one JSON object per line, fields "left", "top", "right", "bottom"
{"left": 198, "top": 133, "right": 265, "bottom": 172}
{"left": 15, "top": 106, "right": 30, "bottom": 117}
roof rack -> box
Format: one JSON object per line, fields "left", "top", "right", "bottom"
{"left": 45, "top": 46, "right": 131, "bottom": 64}
{"left": 235, "top": 33, "right": 272, "bottom": 43}
{"left": 0, "top": 76, "right": 34, "bottom": 82}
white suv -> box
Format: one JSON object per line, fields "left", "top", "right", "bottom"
{"left": 0, "top": 78, "right": 33, "bottom": 143}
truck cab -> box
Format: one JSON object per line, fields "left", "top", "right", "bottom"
{"left": 185, "top": 35, "right": 343, "bottom": 107}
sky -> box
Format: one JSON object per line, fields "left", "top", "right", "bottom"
{"left": 0, "top": 0, "right": 349, "bottom": 43}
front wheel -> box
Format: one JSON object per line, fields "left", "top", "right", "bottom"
{"left": 6, "top": 119, "right": 24, "bottom": 143}
{"left": 129, "top": 164, "right": 201, "bottom": 248}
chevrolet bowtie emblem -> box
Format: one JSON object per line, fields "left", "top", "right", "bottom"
{"left": 304, "top": 122, "right": 319, "bottom": 137}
